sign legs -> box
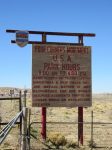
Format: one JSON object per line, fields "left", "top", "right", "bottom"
{"left": 41, "top": 107, "right": 46, "bottom": 140}
{"left": 78, "top": 107, "right": 83, "bottom": 145}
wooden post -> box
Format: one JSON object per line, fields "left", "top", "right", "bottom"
{"left": 19, "top": 91, "right": 22, "bottom": 135}
{"left": 21, "top": 107, "right": 28, "bottom": 150}
{"left": 23, "top": 90, "right": 27, "bottom": 107}
{"left": 28, "top": 109, "right": 31, "bottom": 150}
{"left": 0, "top": 115, "right": 1, "bottom": 129}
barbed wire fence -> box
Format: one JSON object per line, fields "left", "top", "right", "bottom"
{"left": 0, "top": 91, "right": 30, "bottom": 150}
{"left": 29, "top": 109, "right": 112, "bottom": 150}
{"left": 1, "top": 92, "right": 112, "bottom": 150}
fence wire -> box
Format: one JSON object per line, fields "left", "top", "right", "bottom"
{"left": 1, "top": 101, "right": 112, "bottom": 149}
{"left": 29, "top": 122, "right": 112, "bottom": 149}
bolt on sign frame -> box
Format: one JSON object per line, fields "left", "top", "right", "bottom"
{"left": 6, "top": 29, "right": 95, "bottom": 145}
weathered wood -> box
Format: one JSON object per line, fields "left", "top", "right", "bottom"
{"left": 21, "top": 107, "right": 28, "bottom": 150}
{"left": 0, "top": 97, "right": 20, "bottom": 100}
{"left": 22, "top": 90, "right": 27, "bottom": 107}
{"left": 32, "top": 44, "right": 92, "bottom": 107}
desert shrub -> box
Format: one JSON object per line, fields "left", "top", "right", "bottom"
{"left": 3, "top": 142, "right": 10, "bottom": 147}
{"left": 66, "top": 140, "right": 78, "bottom": 148}
{"left": 88, "top": 140, "right": 97, "bottom": 148}
{"left": 30, "top": 127, "right": 38, "bottom": 139}
{"left": 48, "top": 132, "right": 67, "bottom": 149}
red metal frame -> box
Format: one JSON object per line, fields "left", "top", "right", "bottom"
{"left": 78, "top": 107, "right": 83, "bottom": 145}
{"left": 41, "top": 34, "right": 47, "bottom": 140}
{"left": 41, "top": 107, "right": 46, "bottom": 140}
{"left": 6, "top": 29, "right": 95, "bottom": 37}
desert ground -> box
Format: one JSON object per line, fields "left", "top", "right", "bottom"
{"left": 0, "top": 87, "right": 112, "bottom": 150}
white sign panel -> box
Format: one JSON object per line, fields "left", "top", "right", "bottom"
{"left": 16, "top": 30, "right": 29, "bottom": 47}
{"left": 32, "top": 44, "right": 92, "bottom": 107}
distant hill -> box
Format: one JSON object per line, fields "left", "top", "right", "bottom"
{"left": 0, "top": 87, "right": 112, "bottom": 101}
{"left": 0, "top": 87, "right": 31, "bottom": 99}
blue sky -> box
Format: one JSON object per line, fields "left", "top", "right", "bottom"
{"left": 0, "top": 0, "right": 112, "bottom": 93}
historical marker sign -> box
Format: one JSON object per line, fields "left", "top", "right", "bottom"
{"left": 16, "top": 30, "right": 29, "bottom": 47}
{"left": 32, "top": 44, "right": 92, "bottom": 107}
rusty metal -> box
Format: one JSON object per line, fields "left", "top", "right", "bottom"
{"left": 41, "top": 107, "right": 46, "bottom": 140}
{"left": 11, "top": 40, "right": 84, "bottom": 45}
{"left": 78, "top": 107, "right": 83, "bottom": 145}
{"left": 41, "top": 34, "right": 47, "bottom": 140}
{"left": 6, "top": 29, "right": 95, "bottom": 37}
{"left": 7, "top": 30, "right": 95, "bottom": 46}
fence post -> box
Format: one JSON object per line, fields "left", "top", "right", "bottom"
{"left": 19, "top": 91, "right": 22, "bottom": 135}
{"left": 21, "top": 107, "right": 28, "bottom": 150}
{"left": 28, "top": 109, "right": 31, "bottom": 150}
{"left": 91, "top": 111, "right": 93, "bottom": 149}
{"left": 0, "top": 102, "right": 1, "bottom": 129}
{"left": 23, "top": 90, "right": 27, "bottom": 107}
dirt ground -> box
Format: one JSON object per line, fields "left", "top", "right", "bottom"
{"left": 0, "top": 88, "right": 112, "bottom": 150}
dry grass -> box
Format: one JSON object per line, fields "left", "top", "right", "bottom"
{"left": 0, "top": 88, "right": 112, "bottom": 149}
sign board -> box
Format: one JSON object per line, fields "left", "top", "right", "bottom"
{"left": 32, "top": 44, "right": 92, "bottom": 107}
{"left": 16, "top": 30, "right": 29, "bottom": 47}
